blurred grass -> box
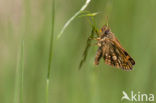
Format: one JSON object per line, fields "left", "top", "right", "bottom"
{"left": 14, "top": 40, "right": 24, "bottom": 103}
{"left": 0, "top": 0, "right": 156, "bottom": 103}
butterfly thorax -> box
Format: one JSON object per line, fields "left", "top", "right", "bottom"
{"left": 97, "top": 25, "right": 114, "bottom": 47}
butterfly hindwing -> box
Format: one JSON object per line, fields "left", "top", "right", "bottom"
{"left": 94, "top": 47, "right": 103, "bottom": 65}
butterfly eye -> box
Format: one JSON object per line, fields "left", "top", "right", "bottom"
{"left": 105, "top": 29, "right": 109, "bottom": 35}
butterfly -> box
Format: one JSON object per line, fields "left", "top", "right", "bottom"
{"left": 94, "top": 25, "right": 135, "bottom": 70}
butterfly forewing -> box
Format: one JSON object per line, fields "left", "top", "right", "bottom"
{"left": 102, "top": 39, "right": 135, "bottom": 70}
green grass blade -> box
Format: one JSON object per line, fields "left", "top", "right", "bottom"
{"left": 47, "top": 0, "right": 55, "bottom": 79}
{"left": 78, "top": 12, "right": 100, "bottom": 17}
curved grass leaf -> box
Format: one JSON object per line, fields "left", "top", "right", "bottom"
{"left": 57, "top": 0, "right": 91, "bottom": 39}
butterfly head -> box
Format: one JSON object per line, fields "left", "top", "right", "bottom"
{"left": 100, "top": 25, "right": 112, "bottom": 39}
{"left": 100, "top": 25, "right": 111, "bottom": 34}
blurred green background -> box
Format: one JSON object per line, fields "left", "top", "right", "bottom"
{"left": 0, "top": 0, "right": 156, "bottom": 103}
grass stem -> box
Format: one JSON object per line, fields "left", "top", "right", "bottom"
{"left": 14, "top": 40, "right": 24, "bottom": 103}
{"left": 46, "top": 0, "right": 55, "bottom": 103}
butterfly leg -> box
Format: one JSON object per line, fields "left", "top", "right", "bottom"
{"left": 89, "top": 37, "right": 100, "bottom": 41}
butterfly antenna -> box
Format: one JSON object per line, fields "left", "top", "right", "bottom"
{"left": 106, "top": 16, "right": 109, "bottom": 27}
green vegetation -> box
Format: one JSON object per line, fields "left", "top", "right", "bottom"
{"left": 0, "top": 0, "right": 156, "bottom": 103}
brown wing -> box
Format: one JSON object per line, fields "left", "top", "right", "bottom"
{"left": 102, "top": 38, "right": 135, "bottom": 70}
